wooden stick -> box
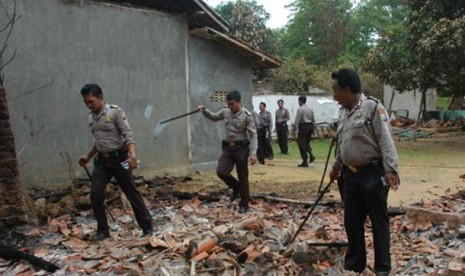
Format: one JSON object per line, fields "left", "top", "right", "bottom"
{"left": 0, "top": 243, "right": 59, "bottom": 272}
{"left": 251, "top": 193, "right": 339, "bottom": 207}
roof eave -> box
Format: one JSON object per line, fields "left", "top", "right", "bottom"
{"left": 190, "top": 27, "right": 282, "bottom": 70}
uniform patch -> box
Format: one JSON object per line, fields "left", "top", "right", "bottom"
{"left": 119, "top": 110, "right": 126, "bottom": 120}
{"left": 378, "top": 109, "right": 389, "bottom": 122}
{"left": 104, "top": 115, "right": 111, "bottom": 123}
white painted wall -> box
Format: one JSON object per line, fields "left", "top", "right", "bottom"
{"left": 252, "top": 95, "right": 340, "bottom": 132}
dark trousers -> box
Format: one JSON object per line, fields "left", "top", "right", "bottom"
{"left": 257, "top": 128, "right": 266, "bottom": 164}
{"left": 91, "top": 155, "right": 152, "bottom": 233}
{"left": 276, "top": 123, "right": 288, "bottom": 154}
{"left": 264, "top": 135, "right": 274, "bottom": 159}
{"left": 216, "top": 146, "right": 250, "bottom": 208}
{"left": 297, "top": 123, "right": 314, "bottom": 163}
{"left": 342, "top": 165, "right": 391, "bottom": 273}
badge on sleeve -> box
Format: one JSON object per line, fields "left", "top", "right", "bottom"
{"left": 119, "top": 110, "right": 126, "bottom": 120}
{"left": 378, "top": 109, "right": 389, "bottom": 122}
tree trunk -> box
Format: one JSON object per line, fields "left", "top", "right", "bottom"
{"left": 0, "top": 81, "right": 34, "bottom": 233}
{"left": 448, "top": 92, "right": 465, "bottom": 110}
{"left": 412, "top": 90, "right": 426, "bottom": 142}
{"left": 388, "top": 90, "right": 396, "bottom": 113}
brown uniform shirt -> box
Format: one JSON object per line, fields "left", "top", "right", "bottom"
{"left": 89, "top": 103, "right": 135, "bottom": 153}
{"left": 203, "top": 107, "right": 258, "bottom": 157}
{"left": 333, "top": 94, "right": 399, "bottom": 173}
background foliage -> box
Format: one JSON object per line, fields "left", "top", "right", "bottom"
{"left": 213, "top": 0, "right": 465, "bottom": 109}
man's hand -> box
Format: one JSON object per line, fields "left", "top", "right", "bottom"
{"left": 249, "top": 156, "right": 257, "bottom": 165}
{"left": 198, "top": 105, "right": 206, "bottom": 112}
{"left": 329, "top": 168, "right": 340, "bottom": 182}
{"left": 78, "top": 156, "right": 90, "bottom": 167}
{"left": 127, "top": 156, "right": 138, "bottom": 169}
{"left": 385, "top": 171, "right": 400, "bottom": 191}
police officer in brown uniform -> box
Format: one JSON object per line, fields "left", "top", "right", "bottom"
{"left": 275, "top": 99, "right": 290, "bottom": 154}
{"left": 258, "top": 102, "right": 274, "bottom": 160}
{"left": 329, "top": 69, "right": 400, "bottom": 276}
{"left": 294, "top": 95, "right": 316, "bottom": 167}
{"left": 198, "top": 91, "right": 258, "bottom": 214}
{"left": 78, "top": 84, "right": 153, "bottom": 241}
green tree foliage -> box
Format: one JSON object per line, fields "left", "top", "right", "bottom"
{"left": 270, "top": 58, "right": 316, "bottom": 94}
{"left": 214, "top": 0, "right": 275, "bottom": 52}
{"left": 406, "top": 0, "right": 465, "bottom": 109}
{"left": 343, "top": 0, "right": 407, "bottom": 68}
{"left": 366, "top": 0, "right": 465, "bottom": 111}
{"left": 284, "top": 0, "right": 352, "bottom": 66}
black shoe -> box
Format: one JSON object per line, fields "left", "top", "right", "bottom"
{"left": 298, "top": 163, "right": 309, "bottom": 167}
{"left": 95, "top": 231, "right": 110, "bottom": 241}
{"left": 268, "top": 156, "right": 274, "bottom": 160}
{"left": 142, "top": 228, "right": 153, "bottom": 237}
{"left": 375, "top": 271, "right": 390, "bottom": 276}
{"left": 229, "top": 189, "right": 239, "bottom": 202}
{"left": 238, "top": 206, "right": 248, "bottom": 214}
{"left": 309, "top": 155, "right": 315, "bottom": 163}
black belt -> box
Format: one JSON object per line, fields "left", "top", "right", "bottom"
{"left": 222, "top": 139, "right": 250, "bottom": 149}
{"left": 343, "top": 159, "right": 382, "bottom": 173}
{"left": 299, "top": 122, "right": 313, "bottom": 126}
{"left": 98, "top": 147, "right": 127, "bottom": 159}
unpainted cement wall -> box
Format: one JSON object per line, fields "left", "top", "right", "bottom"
{"left": 188, "top": 36, "right": 252, "bottom": 169}
{"left": 2, "top": 0, "right": 190, "bottom": 187}
{"left": 383, "top": 85, "right": 437, "bottom": 119}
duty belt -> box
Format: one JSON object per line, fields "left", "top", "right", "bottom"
{"left": 98, "top": 147, "right": 127, "bottom": 159}
{"left": 222, "top": 139, "right": 250, "bottom": 148}
{"left": 344, "top": 159, "right": 382, "bottom": 173}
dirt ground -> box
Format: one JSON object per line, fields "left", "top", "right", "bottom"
{"left": 176, "top": 133, "right": 465, "bottom": 208}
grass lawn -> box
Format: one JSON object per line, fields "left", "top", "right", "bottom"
{"left": 271, "top": 138, "right": 334, "bottom": 160}
{"left": 271, "top": 137, "right": 447, "bottom": 166}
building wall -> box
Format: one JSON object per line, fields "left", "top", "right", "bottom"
{"left": 252, "top": 95, "right": 340, "bottom": 133}
{"left": 384, "top": 85, "right": 437, "bottom": 119}
{"left": 2, "top": 0, "right": 191, "bottom": 187}
{"left": 188, "top": 36, "right": 252, "bottom": 169}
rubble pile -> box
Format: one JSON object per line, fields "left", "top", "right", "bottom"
{"left": 1, "top": 179, "right": 465, "bottom": 275}
{"left": 391, "top": 117, "right": 465, "bottom": 132}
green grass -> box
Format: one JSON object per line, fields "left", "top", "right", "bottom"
{"left": 272, "top": 138, "right": 446, "bottom": 166}
{"left": 271, "top": 138, "right": 334, "bottom": 160}
{"left": 436, "top": 97, "right": 449, "bottom": 110}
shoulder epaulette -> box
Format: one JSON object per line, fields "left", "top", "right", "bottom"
{"left": 367, "top": 96, "right": 380, "bottom": 103}
{"left": 109, "top": 104, "right": 119, "bottom": 109}
{"left": 243, "top": 109, "right": 252, "bottom": 116}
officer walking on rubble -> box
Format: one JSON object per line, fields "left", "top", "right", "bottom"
{"left": 78, "top": 83, "right": 153, "bottom": 241}
{"left": 329, "top": 69, "right": 400, "bottom": 276}
{"left": 198, "top": 91, "right": 258, "bottom": 214}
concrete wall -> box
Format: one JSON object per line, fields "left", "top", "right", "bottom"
{"left": 188, "top": 36, "right": 252, "bottom": 169}
{"left": 384, "top": 85, "right": 437, "bottom": 119}
{"left": 2, "top": 0, "right": 191, "bottom": 187}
